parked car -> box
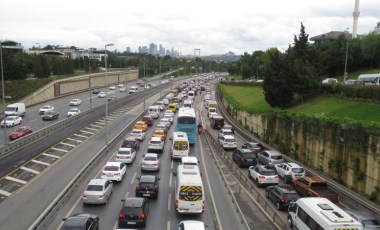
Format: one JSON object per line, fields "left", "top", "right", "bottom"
{"left": 70, "top": 98, "right": 82, "bottom": 106}
{"left": 248, "top": 165, "right": 279, "bottom": 187}
{"left": 141, "top": 153, "right": 160, "bottom": 172}
{"left": 133, "top": 121, "right": 148, "bottom": 132}
{"left": 101, "top": 162, "right": 126, "bottom": 182}
{"left": 119, "top": 87, "right": 126, "bottom": 92}
{"left": 67, "top": 108, "right": 80, "bottom": 117}
{"left": 232, "top": 148, "right": 258, "bottom": 167}
{"left": 82, "top": 179, "right": 113, "bottom": 205}
{"left": 118, "top": 197, "right": 149, "bottom": 228}
{"left": 291, "top": 176, "right": 340, "bottom": 203}
{"left": 1, "top": 115, "right": 22, "bottom": 127}
{"left": 142, "top": 115, "right": 153, "bottom": 126}
{"left": 42, "top": 111, "right": 59, "bottom": 120}
{"left": 109, "top": 85, "right": 116, "bottom": 90}
{"left": 62, "top": 213, "right": 99, "bottom": 230}
{"left": 258, "top": 150, "right": 284, "bottom": 167}
{"left": 345, "top": 210, "right": 380, "bottom": 230}
{"left": 218, "top": 135, "right": 237, "bottom": 150}
{"left": 9, "top": 125, "right": 32, "bottom": 141}
{"left": 274, "top": 162, "right": 306, "bottom": 183}
{"left": 98, "top": 92, "right": 106, "bottom": 98}
{"left": 135, "top": 175, "right": 160, "bottom": 198}
{"left": 241, "top": 142, "right": 264, "bottom": 152}
{"left": 115, "top": 147, "right": 136, "bottom": 164}
{"left": 265, "top": 185, "right": 299, "bottom": 210}
{"left": 121, "top": 136, "right": 140, "bottom": 150}
{"left": 39, "top": 105, "right": 55, "bottom": 114}
{"left": 117, "top": 83, "right": 124, "bottom": 88}
{"left": 222, "top": 124, "right": 234, "bottom": 134}
{"left": 129, "top": 129, "right": 146, "bottom": 141}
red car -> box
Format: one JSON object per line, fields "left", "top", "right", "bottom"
{"left": 9, "top": 125, "right": 33, "bottom": 141}
{"left": 142, "top": 115, "right": 153, "bottom": 126}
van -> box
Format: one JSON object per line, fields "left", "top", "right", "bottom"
{"left": 5, "top": 103, "right": 26, "bottom": 117}
{"left": 129, "top": 86, "right": 138, "bottom": 94}
{"left": 358, "top": 74, "right": 380, "bottom": 85}
{"left": 188, "top": 90, "right": 195, "bottom": 100}
{"left": 148, "top": 105, "right": 160, "bottom": 119}
{"left": 210, "top": 115, "right": 224, "bottom": 129}
{"left": 171, "top": 132, "right": 190, "bottom": 159}
{"left": 183, "top": 100, "right": 193, "bottom": 108}
{"left": 168, "top": 103, "right": 177, "bottom": 113}
{"left": 208, "top": 107, "right": 217, "bottom": 117}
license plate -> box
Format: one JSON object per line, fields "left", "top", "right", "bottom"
{"left": 107, "top": 173, "right": 113, "bottom": 177}
{"left": 143, "top": 194, "right": 150, "bottom": 197}
{"left": 267, "top": 177, "right": 273, "bottom": 181}
{"left": 247, "top": 159, "right": 253, "bottom": 162}
{"left": 127, "top": 222, "right": 136, "bottom": 224}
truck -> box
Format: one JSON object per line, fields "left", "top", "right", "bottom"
{"left": 291, "top": 176, "right": 339, "bottom": 203}
{"left": 5, "top": 103, "right": 26, "bottom": 117}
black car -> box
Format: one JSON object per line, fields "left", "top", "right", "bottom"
{"left": 241, "top": 142, "right": 264, "bottom": 153}
{"left": 118, "top": 197, "right": 149, "bottom": 228}
{"left": 135, "top": 175, "right": 160, "bottom": 198}
{"left": 61, "top": 213, "right": 99, "bottom": 230}
{"left": 92, "top": 89, "right": 100, "bottom": 94}
{"left": 107, "top": 96, "right": 117, "bottom": 102}
{"left": 42, "top": 111, "right": 59, "bottom": 120}
{"left": 265, "top": 185, "right": 299, "bottom": 211}
{"left": 121, "top": 136, "right": 140, "bottom": 150}
{"left": 232, "top": 148, "right": 258, "bottom": 167}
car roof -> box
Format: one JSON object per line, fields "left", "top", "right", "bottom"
{"left": 124, "top": 136, "right": 138, "bottom": 141}
{"left": 132, "top": 129, "right": 143, "bottom": 132}
{"left": 275, "top": 185, "right": 297, "bottom": 193}
{"left": 284, "top": 162, "right": 302, "bottom": 168}
{"left": 265, "top": 150, "right": 282, "bottom": 156}
{"left": 119, "top": 147, "right": 132, "bottom": 151}
{"left": 258, "top": 165, "right": 275, "bottom": 171}
{"left": 223, "top": 135, "right": 235, "bottom": 139}
{"left": 144, "top": 153, "right": 158, "bottom": 158}
{"left": 124, "top": 197, "right": 144, "bottom": 207}
{"left": 105, "top": 162, "right": 121, "bottom": 166}
{"left": 238, "top": 148, "right": 253, "bottom": 153}
{"left": 139, "top": 175, "right": 156, "bottom": 183}
{"left": 150, "top": 137, "right": 162, "bottom": 141}
{"left": 88, "top": 178, "right": 108, "bottom": 185}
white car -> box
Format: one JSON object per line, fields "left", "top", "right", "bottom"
{"left": 147, "top": 137, "right": 165, "bottom": 153}
{"left": 141, "top": 153, "right": 160, "bottom": 172}
{"left": 1, "top": 116, "right": 22, "bottom": 127}
{"left": 129, "top": 129, "right": 146, "bottom": 140}
{"left": 218, "top": 135, "right": 237, "bottom": 150}
{"left": 159, "top": 118, "right": 171, "bottom": 128}
{"left": 274, "top": 162, "right": 306, "bottom": 183}
{"left": 39, "top": 105, "right": 55, "bottom": 114}
{"left": 117, "top": 83, "right": 124, "bottom": 88}
{"left": 109, "top": 85, "right": 116, "bottom": 90}
{"left": 164, "top": 110, "right": 174, "bottom": 116}
{"left": 162, "top": 98, "right": 170, "bottom": 105}
{"left": 69, "top": 99, "right": 82, "bottom": 106}
{"left": 98, "top": 92, "right": 106, "bottom": 98}
{"left": 115, "top": 147, "right": 136, "bottom": 164}
{"left": 119, "top": 87, "right": 126, "bottom": 92}
{"left": 208, "top": 112, "right": 218, "bottom": 119}
{"left": 248, "top": 165, "right": 279, "bottom": 187}
{"left": 163, "top": 114, "right": 174, "bottom": 124}
{"left": 155, "top": 101, "right": 165, "bottom": 111}
{"left": 101, "top": 162, "right": 126, "bottom": 181}
{"left": 67, "top": 108, "right": 80, "bottom": 117}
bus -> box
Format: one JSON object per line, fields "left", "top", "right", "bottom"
{"left": 176, "top": 107, "right": 197, "bottom": 145}
{"left": 288, "top": 197, "right": 362, "bottom": 230}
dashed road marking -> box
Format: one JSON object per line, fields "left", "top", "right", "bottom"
{"left": 168, "top": 193, "right": 171, "bottom": 211}
{"left": 20, "top": 166, "right": 40, "bottom": 174}
{"left": 31, "top": 160, "right": 51, "bottom": 166}
{"left": 60, "top": 142, "right": 76, "bottom": 148}
{"left": 66, "top": 137, "right": 82, "bottom": 143}
{"left": 89, "top": 124, "right": 103, "bottom": 128}
{"left": 94, "top": 121, "right": 105, "bottom": 125}
{"left": 84, "top": 127, "right": 99, "bottom": 132}
{"left": 5, "top": 176, "right": 27, "bottom": 184}
{"left": 0, "top": 189, "right": 11, "bottom": 197}
{"left": 51, "top": 147, "right": 69, "bottom": 153}
{"left": 80, "top": 130, "right": 94, "bottom": 135}
{"left": 73, "top": 133, "right": 88, "bottom": 139}
{"left": 42, "top": 153, "right": 61, "bottom": 159}
{"left": 131, "top": 172, "right": 137, "bottom": 184}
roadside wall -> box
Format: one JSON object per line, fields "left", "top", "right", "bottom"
{"left": 21, "top": 70, "right": 139, "bottom": 106}
{"left": 221, "top": 96, "right": 380, "bottom": 203}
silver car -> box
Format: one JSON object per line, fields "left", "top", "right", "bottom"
{"left": 141, "top": 153, "right": 160, "bottom": 172}
{"left": 258, "top": 150, "right": 284, "bottom": 167}
{"left": 82, "top": 179, "right": 113, "bottom": 204}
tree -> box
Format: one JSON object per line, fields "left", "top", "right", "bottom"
{"left": 361, "top": 33, "right": 380, "bottom": 69}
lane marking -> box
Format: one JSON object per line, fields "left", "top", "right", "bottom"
{"left": 31, "top": 160, "right": 51, "bottom": 166}
{"left": 125, "top": 192, "right": 129, "bottom": 199}
{"left": 66, "top": 138, "right": 82, "bottom": 143}
{"left": 131, "top": 172, "right": 137, "bottom": 184}
{"left": 42, "top": 153, "right": 61, "bottom": 159}
{"left": 167, "top": 221, "right": 170, "bottom": 230}
{"left": 170, "top": 160, "right": 173, "bottom": 169}
{"left": 113, "top": 221, "right": 118, "bottom": 230}
{"left": 80, "top": 130, "right": 94, "bottom": 135}
{"left": 84, "top": 127, "right": 99, "bottom": 132}
{"left": 168, "top": 193, "right": 171, "bottom": 211}
{"left": 60, "top": 142, "right": 76, "bottom": 148}
{"left": 169, "top": 172, "right": 172, "bottom": 188}
{"left": 0, "top": 189, "right": 12, "bottom": 196}
{"left": 5, "top": 176, "right": 27, "bottom": 184}
{"left": 20, "top": 166, "right": 40, "bottom": 174}
{"left": 51, "top": 147, "right": 68, "bottom": 153}
{"left": 73, "top": 133, "right": 88, "bottom": 139}
{"left": 94, "top": 121, "right": 105, "bottom": 125}
{"left": 89, "top": 124, "right": 102, "bottom": 128}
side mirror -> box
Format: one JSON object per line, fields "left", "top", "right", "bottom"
{"left": 173, "top": 171, "right": 177, "bottom": 176}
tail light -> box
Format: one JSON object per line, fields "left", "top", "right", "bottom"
{"left": 154, "top": 185, "right": 159, "bottom": 191}
{"left": 101, "top": 172, "right": 106, "bottom": 175}
{"left": 240, "top": 158, "right": 246, "bottom": 162}
{"left": 280, "top": 199, "right": 287, "bottom": 203}
{"left": 119, "top": 213, "right": 125, "bottom": 219}
{"left": 259, "top": 175, "right": 265, "bottom": 179}
{"left": 99, "top": 193, "right": 105, "bottom": 198}
{"left": 138, "top": 213, "right": 145, "bottom": 219}
{"left": 82, "top": 193, "right": 86, "bottom": 198}
{"left": 274, "top": 175, "right": 279, "bottom": 179}
{"left": 115, "top": 156, "right": 120, "bottom": 159}
{"left": 114, "top": 173, "right": 120, "bottom": 176}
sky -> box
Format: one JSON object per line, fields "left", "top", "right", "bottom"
{"left": 1, "top": 0, "right": 379, "bottom": 56}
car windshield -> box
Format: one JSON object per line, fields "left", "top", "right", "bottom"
{"left": 283, "top": 193, "right": 299, "bottom": 200}
{"left": 363, "top": 219, "right": 380, "bottom": 227}
{"left": 14, "top": 127, "right": 26, "bottom": 132}
{"left": 5, "top": 117, "right": 15, "bottom": 121}
{"left": 144, "top": 157, "right": 157, "bottom": 161}
{"left": 241, "top": 152, "right": 257, "bottom": 158}
{"left": 261, "top": 170, "right": 276, "bottom": 176}
{"left": 150, "top": 141, "right": 162, "bottom": 145}
{"left": 118, "top": 150, "right": 131, "bottom": 155}
{"left": 69, "top": 109, "right": 78, "bottom": 112}
{"left": 104, "top": 166, "right": 118, "bottom": 171}
{"left": 86, "top": 185, "right": 103, "bottom": 191}
{"left": 291, "top": 168, "right": 304, "bottom": 173}
{"left": 5, "top": 107, "right": 16, "bottom": 111}
{"left": 139, "top": 182, "right": 154, "bottom": 188}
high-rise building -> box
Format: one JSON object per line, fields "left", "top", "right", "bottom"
{"left": 126, "top": 47, "right": 131, "bottom": 53}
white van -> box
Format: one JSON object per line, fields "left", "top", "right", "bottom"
{"left": 171, "top": 132, "right": 190, "bottom": 159}
{"left": 358, "top": 74, "right": 380, "bottom": 85}
{"left": 188, "top": 90, "right": 195, "bottom": 100}
{"left": 5, "top": 103, "right": 26, "bottom": 117}
{"left": 288, "top": 198, "right": 363, "bottom": 230}
{"left": 183, "top": 100, "right": 193, "bottom": 108}
{"left": 175, "top": 165, "right": 204, "bottom": 215}
{"left": 148, "top": 105, "right": 160, "bottom": 119}
{"left": 129, "top": 86, "right": 138, "bottom": 94}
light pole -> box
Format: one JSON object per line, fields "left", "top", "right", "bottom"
{"left": 344, "top": 28, "right": 350, "bottom": 81}
{"left": 88, "top": 50, "right": 92, "bottom": 109}
{"left": 0, "top": 40, "right": 6, "bottom": 145}
{"left": 143, "top": 55, "right": 146, "bottom": 78}
{"left": 105, "top": 43, "right": 114, "bottom": 145}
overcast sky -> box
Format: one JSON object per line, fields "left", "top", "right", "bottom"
{"left": 1, "top": 0, "right": 379, "bottom": 55}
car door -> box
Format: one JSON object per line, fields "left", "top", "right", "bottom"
{"left": 105, "top": 180, "right": 112, "bottom": 198}
{"left": 254, "top": 166, "right": 261, "bottom": 180}
{"left": 278, "top": 164, "right": 286, "bottom": 178}
{"left": 120, "top": 163, "right": 126, "bottom": 176}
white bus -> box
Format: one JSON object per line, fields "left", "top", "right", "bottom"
{"left": 175, "top": 165, "right": 204, "bottom": 215}
{"left": 288, "top": 197, "right": 363, "bottom": 230}
{"left": 171, "top": 132, "right": 190, "bottom": 159}
{"left": 358, "top": 74, "right": 380, "bottom": 85}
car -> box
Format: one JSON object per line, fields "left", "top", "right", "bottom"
{"left": 154, "top": 101, "right": 165, "bottom": 111}
{"left": 177, "top": 220, "right": 207, "bottom": 230}
{"left": 265, "top": 185, "right": 299, "bottom": 210}
{"left": 152, "top": 129, "right": 166, "bottom": 141}
{"left": 92, "top": 89, "right": 100, "bottom": 94}
{"left": 258, "top": 150, "right": 284, "bottom": 167}
{"left": 162, "top": 98, "right": 170, "bottom": 105}
{"left": 121, "top": 136, "right": 140, "bottom": 150}
{"left": 159, "top": 118, "right": 171, "bottom": 128}
{"left": 98, "top": 92, "right": 106, "bottom": 98}
{"left": 1, "top": 115, "right": 22, "bottom": 127}
{"left": 62, "top": 213, "right": 99, "bottom": 230}
{"left": 101, "top": 162, "right": 126, "bottom": 181}
{"left": 218, "top": 135, "right": 237, "bottom": 150}
{"left": 9, "top": 125, "right": 32, "bottom": 141}
{"left": 208, "top": 112, "right": 218, "bottom": 119}
{"left": 155, "top": 123, "right": 168, "bottom": 134}
{"left": 322, "top": 78, "right": 338, "bottom": 84}
{"left": 115, "top": 147, "right": 136, "bottom": 164}
{"left": 218, "top": 129, "right": 234, "bottom": 139}
{"left": 241, "top": 142, "right": 263, "bottom": 152}
{"left": 164, "top": 110, "right": 174, "bottom": 116}
{"left": 129, "top": 129, "right": 146, "bottom": 141}
{"left": 163, "top": 114, "right": 174, "bottom": 124}
{"left": 142, "top": 115, "right": 153, "bottom": 126}
{"left": 70, "top": 98, "right": 82, "bottom": 106}
{"left": 82, "top": 179, "right": 113, "bottom": 204}
{"left": 119, "top": 87, "right": 126, "bottom": 92}
{"left": 107, "top": 96, "right": 117, "bottom": 102}
{"left": 135, "top": 175, "right": 160, "bottom": 198}
{"left": 109, "top": 85, "right": 116, "bottom": 90}
{"left": 118, "top": 197, "right": 149, "bottom": 228}
{"left": 147, "top": 137, "right": 165, "bottom": 153}
{"left": 42, "top": 111, "right": 59, "bottom": 120}
{"left": 274, "top": 162, "right": 306, "bottom": 183}
{"left": 232, "top": 148, "right": 258, "bottom": 167}
{"left": 39, "top": 105, "right": 55, "bottom": 114}
{"left": 345, "top": 210, "right": 380, "bottom": 230}
{"left": 141, "top": 153, "right": 160, "bottom": 172}
{"left": 67, "top": 108, "right": 80, "bottom": 117}
{"left": 117, "top": 83, "right": 124, "bottom": 88}
{"left": 133, "top": 121, "right": 148, "bottom": 132}
{"left": 248, "top": 165, "right": 279, "bottom": 187}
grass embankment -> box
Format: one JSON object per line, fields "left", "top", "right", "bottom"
{"left": 219, "top": 84, "right": 380, "bottom": 124}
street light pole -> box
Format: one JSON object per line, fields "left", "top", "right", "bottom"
{"left": 89, "top": 50, "right": 92, "bottom": 109}
{"left": 344, "top": 28, "right": 350, "bottom": 81}
{"left": 105, "top": 43, "right": 114, "bottom": 145}
{"left": 0, "top": 40, "right": 7, "bottom": 145}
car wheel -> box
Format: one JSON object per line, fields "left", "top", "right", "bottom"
{"left": 276, "top": 201, "right": 281, "bottom": 210}
{"left": 265, "top": 191, "right": 269, "bottom": 198}
{"left": 255, "top": 179, "right": 260, "bottom": 187}
{"left": 288, "top": 216, "right": 293, "bottom": 229}
{"left": 248, "top": 171, "right": 251, "bottom": 178}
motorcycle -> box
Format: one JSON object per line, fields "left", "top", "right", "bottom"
{"left": 198, "top": 125, "right": 203, "bottom": 134}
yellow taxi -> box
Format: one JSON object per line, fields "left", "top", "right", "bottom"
{"left": 133, "top": 121, "right": 148, "bottom": 132}
{"left": 152, "top": 129, "right": 166, "bottom": 141}
{"left": 168, "top": 103, "right": 177, "bottom": 113}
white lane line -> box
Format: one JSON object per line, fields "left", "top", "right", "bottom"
{"left": 167, "top": 221, "right": 170, "bottom": 230}
{"left": 42, "top": 153, "right": 61, "bottom": 159}
{"left": 51, "top": 147, "right": 69, "bottom": 153}
{"left": 5, "top": 176, "right": 27, "bottom": 184}
{"left": 20, "top": 166, "right": 40, "bottom": 174}
{"left": 199, "top": 137, "right": 223, "bottom": 230}
{"left": 0, "top": 189, "right": 12, "bottom": 196}
{"left": 113, "top": 221, "right": 118, "bottom": 230}
{"left": 66, "top": 137, "right": 82, "bottom": 143}
{"left": 170, "top": 160, "right": 173, "bottom": 169}
{"left": 89, "top": 124, "right": 103, "bottom": 128}
{"left": 125, "top": 192, "right": 129, "bottom": 199}
{"left": 131, "top": 172, "right": 137, "bottom": 184}
{"left": 73, "top": 133, "right": 88, "bottom": 139}
{"left": 168, "top": 193, "right": 171, "bottom": 211}
{"left": 60, "top": 142, "right": 76, "bottom": 147}
{"left": 80, "top": 130, "right": 94, "bottom": 135}
{"left": 31, "top": 160, "right": 51, "bottom": 166}
{"left": 169, "top": 172, "right": 172, "bottom": 188}
{"left": 94, "top": 121, "right": 105, "bottom": 125}
{"left": 84, "top": 127, "right": 99, "bottom": 132}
